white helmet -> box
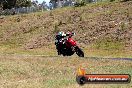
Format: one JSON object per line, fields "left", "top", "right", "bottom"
{"left": 62, "top": 32, "right": 66, "bottom": 36}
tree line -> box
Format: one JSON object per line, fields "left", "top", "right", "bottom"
{"left": 0, "top": 0, "right": 130, "bottom": 10}
{"left": 0, "top": 0, "right": 32, "bottom": 10}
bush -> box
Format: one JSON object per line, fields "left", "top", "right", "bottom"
{"left": 74, "top": 1, "right": 86, "bottom": 7}
{"left": 53, "top": 24, "right": 59, "bottom": 33}
{"left": 110, "top": 0, "right": 115, "bottom": 2}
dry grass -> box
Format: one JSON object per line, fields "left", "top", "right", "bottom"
{"left": 0, "top": 1, "right": 132, "bottom": 88}
{"left": 0, "top": 55, "right": 132, "bottom": 88}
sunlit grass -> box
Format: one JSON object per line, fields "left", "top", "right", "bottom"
{"left": 0, "top": 1, "right": 132, "bottom": 88}
{"left": 0, "top": 56, "right": 131, "bottom": 88}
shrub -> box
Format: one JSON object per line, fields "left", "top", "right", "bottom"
{"left": 53, "top": 24, "right": 59, "bottom": 33}
{"left": 110, "top": 0, "right": 115, "bottom": 2}
{"left": 74, "top": 1, "right": 86, "bottom": 7}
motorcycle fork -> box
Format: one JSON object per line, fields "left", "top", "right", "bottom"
{"left": 71, "top": 46, "right": 76, "bottom": 52}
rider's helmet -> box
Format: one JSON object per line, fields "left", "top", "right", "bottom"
{"left": 62, "top": 32, "right": 66, "bottom": 37}
{"left": 57, "top": 31, "right": 62, "bottom": 36}
{"left": 57, "top": 31, "right": 65, "bottom": 36}
{"left": 56, "top": 31, "right": 66, "bottom": 41}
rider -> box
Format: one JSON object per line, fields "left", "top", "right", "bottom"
{"left": 55, "top": 31, "right": 75, "bottom": 45}
{"left": 55, "top": 31, "right": 66, "bottom": 45}
{"left": 55, "top": 31, "right": 75, "bottom": 55}
{"left": 55, "top": 31, "right": 66, "bottom": 55}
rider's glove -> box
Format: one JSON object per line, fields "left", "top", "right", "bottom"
{"left": 72, "top": 32, "right": 75, "bottom": 36}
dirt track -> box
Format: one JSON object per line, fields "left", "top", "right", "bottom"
{"left": 0, "top": 54, "right": 132, "bottom": 61}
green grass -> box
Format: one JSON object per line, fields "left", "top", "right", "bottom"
{"left": 93, "top": 38, "right": 125, "bottom": 50}
{"left": 84, "top": 47, "right": 132, "bottom": 58}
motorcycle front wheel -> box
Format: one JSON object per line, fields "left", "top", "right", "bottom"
{"left": 75, "top": 46, "right": 84, "bottom": 57}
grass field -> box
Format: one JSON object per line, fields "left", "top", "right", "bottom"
{"left": 0, "top": 55, "right": 132, "bottom": 88}
{"left": 0, "top": 1, "right": 132, "bottom": 88}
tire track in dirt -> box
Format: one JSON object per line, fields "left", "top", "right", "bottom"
{"left": 84, "top": 56, "right": 132, "bottom": 61}
{"left": 0, "top": 54, "right": 132, "bottom": 61}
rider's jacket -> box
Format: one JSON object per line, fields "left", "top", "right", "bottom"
{"left": 55, "top": 32, "right": 75, "bottom": 45}
{"left": 55, "top": 35, "right": 66, "bottom": 45}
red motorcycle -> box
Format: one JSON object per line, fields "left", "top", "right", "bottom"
{"left": 56, "top": 37, "right": 84, "bottom": 57}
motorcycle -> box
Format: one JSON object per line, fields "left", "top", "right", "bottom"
{"left": 55, "top": 37, "right": 84, "bottom": 57}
